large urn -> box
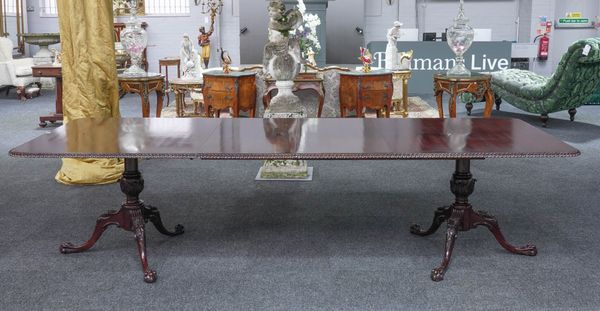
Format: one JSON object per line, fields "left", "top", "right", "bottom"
{"left": 446, "top": 0, "right": 474, "bottom": 76}
{"left": 21, "top": 33, "right": 60, "bottom": 64}
{"left": 120, "top": 5, "right": 148, "bottom": 76}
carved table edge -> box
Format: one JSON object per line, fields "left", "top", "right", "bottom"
{"left": 7, "top": 151, "right": 581, "bottom": 160}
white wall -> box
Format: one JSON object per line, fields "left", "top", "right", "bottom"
{"left": 528, "top": 0, "right": 599, "bottom": 76}
{"left": 550, "top": 0, "right": 599, "bottom": 70}
{"left": 22, "top": 0, "right": 600, "bottom": 74}
{"left": 24, "top": 0, "right": 240, "bottom": 72}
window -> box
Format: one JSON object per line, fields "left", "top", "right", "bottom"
{"left": 145, "top": 0, "right": 190, "bottom": 16}
{"left": 39, "top": 0, "right": 190, "bottom": 17}
{"left": 4, "top": 0, "right": 17, "bottom": 16}
{"left": 39, "top": 0, "right": 58, "bottom": 17}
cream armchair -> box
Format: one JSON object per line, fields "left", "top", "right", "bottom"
{"left": 0, "top": 37, "right": 41, "bottom": 100}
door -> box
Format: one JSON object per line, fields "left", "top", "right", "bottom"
{"left": 326, "top": 0, "right": 365, "bottom": 64}
{"left": 239, "top": 0, "right": 270, "bottom": 65}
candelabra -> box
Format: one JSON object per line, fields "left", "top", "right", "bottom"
{"left": 194, "top": 0, "right": 223, "bottom": 14}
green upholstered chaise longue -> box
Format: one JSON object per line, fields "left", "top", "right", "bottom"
{"left": 490, "top": 37, "right": 600, "bottom": 127}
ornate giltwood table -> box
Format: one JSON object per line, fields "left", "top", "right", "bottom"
{"left": 9, "top": 118, "right": 579, "bottom": 283}
{"left": 433, "top": 73, "right": 495, "bottom": 118}
{"left": 392, "top": 70, "right": 412, "bottom": 118}
{"left": 170, "top": 78, "right": 203, "bottom": 117}
{"left": 263, "top": 72, "right": 325, "bottom": 117}
{"left": 118, "top": 73, "right": 165, "bottom": 118}
{"left": 32, "top": 64, "right": 62, "bottom": 127}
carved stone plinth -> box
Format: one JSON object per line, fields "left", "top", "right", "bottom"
{"left": 259, "top": 83, "right": 310, "bottom": 180}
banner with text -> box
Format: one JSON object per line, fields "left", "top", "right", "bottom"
{"left": 366, "top": 41, "right": 512, "bottom": 94}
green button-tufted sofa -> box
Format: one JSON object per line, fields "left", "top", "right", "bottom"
{"left": 588, "top": 86, "right": 600, "bottom": 104}
{"left": 491, "top": 37, "right": 600, "bottom": 127}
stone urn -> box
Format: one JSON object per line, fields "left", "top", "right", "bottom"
{"left": 22, "top": 33, "right": 60, "bottom": 88}
{"left": 21, "top": 33, "right": 61, "bottom": 65}
{"left": 263, "top": 30, "right": 304, "bottom": 117}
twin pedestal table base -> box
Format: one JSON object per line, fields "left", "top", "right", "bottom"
{"left": 9, "top": 118, "right": 579, "bottom": 283}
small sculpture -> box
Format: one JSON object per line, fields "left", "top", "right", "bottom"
{"left": 51, "top": 48, "right": 61, "bottom": 66}
{"left": 180, "top": 33, "right": 201, "bottom": 79}
{"left": 306, "top": 48, "right": 317, "bottom": 67}
{"left": 385, "top": 21, "right": 403, "bottom": 70}
{"left": 267, "top": 0, "right": 303, "bottom": 33}
{"left": 220, "top": 49, "right": 232, "bottom": 74}
{"left": 198, "top": 25, "right": 214, "bottom": 69}
{"left": 263, "top": 29, "right": 303, "bottom": 82}
{"left": 359, "top": 47, "right": 372, "bottom": 73}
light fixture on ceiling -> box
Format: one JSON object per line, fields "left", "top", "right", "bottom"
{"left": 387, "top": 0, "right": 394, "bottom": 5}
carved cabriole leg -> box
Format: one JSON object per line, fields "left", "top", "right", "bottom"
{"left": 494, "top": 93, "right": 502, "bottom": 111}
{"left": 435, "top": 91, "right": 444, "bottom": 119}
{"left": 483, "top": 88, "right": 495, "bottom": 118}
{"left": 430, "top": 159, "right": 474, "bottom": 281}
{"left": 410, "top": 206, "right": 452, "bottom": 236}
{"left": 568, "top": 108, "right": 577, "bottom": 122}
{"left": 142, "top": 84, "right": 150, "bottom": 118}
{"left": 449, "top": 84, "right": 458, "bottom": 118}
{"left": 465, "top": 102, "right": 473, "bottom": 116}
{"left": 540, "top": 114, "right": 549, "bottom": 127}
{"left": 142, "top": 205, "right": 184, "bottom": 237}
{"left": 35, "top": 82, "right": 42, "bottom": 97}
{"left": 16, "top": 86, "right": 27, "bottom": 101}
{"left": 431, "top": 209, "right": 463, "bottom": 282}
{"left": 414, "top": 159, "right": 537, "bottom": 282}
{"left": 59, "top": 158, "right": 184, "bottom": 283}
{"left": 156, "top": 88, "right": 164, "bottom": 118}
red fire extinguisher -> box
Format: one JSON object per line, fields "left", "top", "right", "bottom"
{"left": 536, "top": 33, "right": 550, "bottom": 61}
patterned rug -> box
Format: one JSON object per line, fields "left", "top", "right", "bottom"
{"left": 161, "top": 96, "right": 439, "bottom": 118}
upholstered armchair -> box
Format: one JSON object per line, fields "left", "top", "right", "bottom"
{"left": 0, "top": 37, "right": 41, "bottom": 100}
{"left": 491, "top": 37, "right": 600, "bottom": 126}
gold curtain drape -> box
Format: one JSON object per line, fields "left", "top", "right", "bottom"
{"left": 55, "top": 0, "right": 124, "bottom": 185}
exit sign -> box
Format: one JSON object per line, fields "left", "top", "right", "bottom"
{"left": 555, "top": 18, "right": 593, "bottom": 28}
{"left": 559, "top": 18, "right": 590, "bottom": 23}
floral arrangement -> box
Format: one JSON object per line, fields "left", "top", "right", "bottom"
{"left": 295, "top": 0, "right": 321, "bottom": 62}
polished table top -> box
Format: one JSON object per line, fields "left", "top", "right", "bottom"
{"left": 9, "top": 118, "right": 580, "bottom": 160}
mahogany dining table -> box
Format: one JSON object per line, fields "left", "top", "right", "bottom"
{"left": 9, "top": 117, "right": 580, "bottom": 283}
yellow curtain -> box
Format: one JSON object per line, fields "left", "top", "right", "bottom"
{"left": 55, "top": 0, "right": 124, "bottom": 185}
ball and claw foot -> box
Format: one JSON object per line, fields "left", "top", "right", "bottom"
{"left": 517, "top": 244, "right": 538, "bottom": 256}
{"left": 173, "top": 224, "right": 185, "bottom": 235}
{"left": 144, "top": 270, "right": 157, "bottom": 283}
{"left": 59, "top": 242, "right": 77, "bottom": 254}
{"left": 431, "top": 268, "right": 445, "bottom": 282}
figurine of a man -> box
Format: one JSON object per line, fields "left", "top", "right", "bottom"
{"left": 198, "top": 25, "right": 214, "bottom": 69}
{"left": 385, "top": 21, "right": 403, "bottom": 70}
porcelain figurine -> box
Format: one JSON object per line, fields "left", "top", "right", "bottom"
{"left": 385, "top": 21, "right": 403, "bottom": 70}
{"left": 180, "top": 34, "right": 201, "bottom": 79}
